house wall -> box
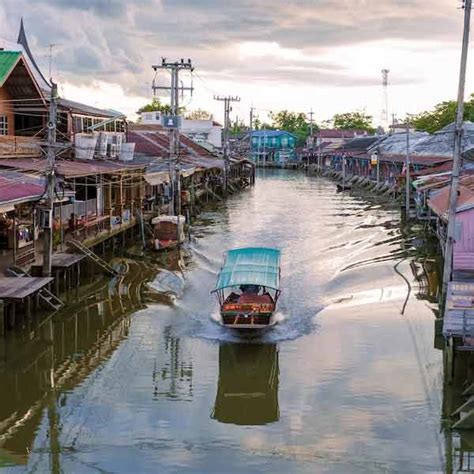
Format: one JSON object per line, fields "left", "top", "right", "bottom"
{"left": 453, "top": 209, "right": 474, "bottom": 271}
{"left": 0, "top": 87, "right": 15, "bottom": 135}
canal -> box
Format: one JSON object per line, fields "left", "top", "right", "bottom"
{"left": 1, "top": 169, "right": 446, "bottom": 472}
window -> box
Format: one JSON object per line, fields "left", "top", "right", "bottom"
{"left": 0, "top": 116, "right": 8, "bottom": 135}
{"left": 281, "top": 136, "right": 288, "bottom": 147}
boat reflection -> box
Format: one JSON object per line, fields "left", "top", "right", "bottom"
{"left": 212, "top": 343, "right": 279, "bottom": 425}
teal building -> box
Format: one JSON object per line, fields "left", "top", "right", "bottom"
{"left": 250, "top": 130, "right": 297, "bottom": 164}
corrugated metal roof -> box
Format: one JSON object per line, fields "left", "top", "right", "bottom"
{"left": 0, "top": 172, "right": 44, "bottom": 205}
{"left": 251, "top": 130, "right": 296, "bottom": 138}
{"left": 0, "top": 158, "right": 146, "bottom": 178}
{"left": 369, "top": 132, "right": 429, "bottom": 155}
{"left": 428, "top": 182, "right": 474, "bottom": 217}
{"left": 0, "top": 51, "right": 21, "bottom": 86}
{"left": 57, "top": 98, "right": 123, "bottom": 119}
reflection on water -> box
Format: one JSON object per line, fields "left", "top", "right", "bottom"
{"left": 0, "top": 260, "right": 155, "bottom": 468}
{"left": 0, "top": 170, "right": 453, "bottom": 472}
{"left": 212, "top": 343, "right": 279, "bottom": 425}
{"left": 153, "top": 326, "right": 193, "bottom": 401}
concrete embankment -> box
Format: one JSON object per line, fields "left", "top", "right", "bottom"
{"left": 306, "top": 165, "right": 399, "bottom": 199}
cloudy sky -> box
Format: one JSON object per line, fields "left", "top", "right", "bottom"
{"left": 0, "top": 0, "right": 470, "bottom": 125}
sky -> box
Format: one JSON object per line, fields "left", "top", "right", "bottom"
{"left": 0, "top": 0, "right": 470, "bottom": 126}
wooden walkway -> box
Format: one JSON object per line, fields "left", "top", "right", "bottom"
{"left": 0, "top": 277, "right": 53, "bottom": 301}
{"left": 32, "top": 252, "right": 86, "bottom": 270}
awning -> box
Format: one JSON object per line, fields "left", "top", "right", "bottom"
{"left": 213, "top": 247, "right": 281, "bottom": 291}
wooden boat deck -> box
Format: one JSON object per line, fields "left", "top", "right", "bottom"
{"left": 0, "top": 277, "right": 53, "bottom": 301}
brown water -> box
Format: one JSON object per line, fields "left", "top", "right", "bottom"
{"left": 0, "top": 170, "right": 446, "bottom": 472}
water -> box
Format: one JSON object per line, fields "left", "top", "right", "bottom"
{"left": 0, "top": 170, "right": 446, "bottom": 472}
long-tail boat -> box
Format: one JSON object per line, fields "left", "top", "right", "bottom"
{"left": 212, "top": 247, "right": 281, "bottom": 330}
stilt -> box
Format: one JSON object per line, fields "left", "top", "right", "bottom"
{"left": 26, "top": 296, "right": 31, "bottom": 319}
{"left": 9, "top": 303, "right": 15, "bottom": 329}
{"left": 0, "top": 300, "right": 4, "bottom": 337}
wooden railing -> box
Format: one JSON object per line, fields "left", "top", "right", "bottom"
{"left": 0, "top": 136, "right": 42, "bottom": 156}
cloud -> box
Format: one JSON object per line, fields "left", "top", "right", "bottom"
{"left": 0, "top": 0, "right": 467, "bottom": 120}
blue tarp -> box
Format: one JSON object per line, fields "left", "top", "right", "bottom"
{"left": 214, "top": 247, "right": 281, "bottom": 291}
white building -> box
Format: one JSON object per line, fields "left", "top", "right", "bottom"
{"left": 139, "top": 112, "right": 222, "bottom": 149}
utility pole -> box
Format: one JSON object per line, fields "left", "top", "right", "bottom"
{"left": 214, "top": 95, "right": 241, "bottom": 193}
{"left": 405, "top": 115, "right": 410, "bottom": 223}
{"left": 442, "top": 0, "right": 472, "bottom": 304}
{"left": 308, "top": 109, "right": 315, "bottom": 137}
{"left": 48, "top": 44, "right": 56, "bottom": 81}
{"left": 152, "top": 59, "right": 194, "bottom": 216}
{"left": 43, "top": 82, "right": 58, "bottom": 277}
{"left": 308, "top": 109, "right": 315, "bottom": 166}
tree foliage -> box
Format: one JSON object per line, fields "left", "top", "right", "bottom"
{"left": 332, "top": 111, "right": 375, "bottom": 133}
{"left": 412, "top": 95, "right": 474, "bottom": 133}
{"left": 269, "top": 110, "right": 314, "bottom": 144}
{"left": 185, "top": 108, "right": 212, "bottom": 120}
{"left": 136, "top": 98, "right": 185, "bottom": 115}
{"left": 230, "top": 119, "right": 246, "bottom": 135}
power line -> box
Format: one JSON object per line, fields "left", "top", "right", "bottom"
{"left": 214, "top": 95, "right": 240, "bottom": 193}
{"left": 152, "top": 58, "right": 194, "bottom": 217}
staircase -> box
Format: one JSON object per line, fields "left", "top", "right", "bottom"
{"left": 68, "top": 240, "right": 121, "bottom": 277}
{"left": 7, "top": 266, "right": 64, "bottom": 311}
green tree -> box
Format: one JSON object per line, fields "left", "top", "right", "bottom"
{"left": 412, "top": 95, "right": 474, "bottom": 133}
{"left": 252, "top": 116, "right": 274, "bottom": 131}
{"left": 185, "top": 108, "right": 212, "bottom": 120}
{"left": 230, "top": 118, "right": 246, "bottom": 135}
{"left": 136, "top": 98, "right": 185, "bottom": 115}
{"left": 332, "top": 111, "right": 375, "bottom": 133}
{"left": 269, "top": 110, "right": 313, "bottom": 145}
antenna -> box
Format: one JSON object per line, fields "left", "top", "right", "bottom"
{"left": 381, "top": 69, "right": 389, "bottom": 130}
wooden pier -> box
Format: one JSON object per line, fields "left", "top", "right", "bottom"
{"left": 0, "top": 276, "right": 54, "bottom": 336}
{"left": 31, "top": 253, "right": 86, "bottom": 294}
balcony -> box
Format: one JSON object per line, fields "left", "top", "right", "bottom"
{"left": 0, "top": 136, "right": 42, "bottom": 157}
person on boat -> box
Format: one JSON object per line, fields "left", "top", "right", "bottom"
{"left": 240, "top": 284, "right": 261, "bottom": 295}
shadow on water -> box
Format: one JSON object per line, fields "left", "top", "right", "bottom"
{"left": 212, "top": 343, "right": 279, "bottom": 426}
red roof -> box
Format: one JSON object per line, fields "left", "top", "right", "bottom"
{"left": 428, "top": 183, "right": 474, "bottom": 217}
{"left": 0, "top": 175, "right": 44, "bottom": 204}
{"left": 413, "top": 161, "right": 453, "bottom": 177}
{"left": 379, "top": 154, "right": 451, "bottom": 166}
{"left": 129, "top": 126, "right": 218, "bottom": 160}
{"left": 0, "top": 158, "right": 145, "bottom": 177}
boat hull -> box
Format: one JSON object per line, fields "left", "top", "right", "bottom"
{"left": 220, "top": 311, "right": 276, "bottom": 330}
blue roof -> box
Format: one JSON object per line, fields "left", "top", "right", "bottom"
{"left": 251, "top": 130, "right": 296, "bottom": 138}
{"left": 213, "top": 247, "right": 281, "bottom": 291}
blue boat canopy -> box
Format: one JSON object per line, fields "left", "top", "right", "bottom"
{"left": 213, "top": 247, "right": 281, "bottom": 291}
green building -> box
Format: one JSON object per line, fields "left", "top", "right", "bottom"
{"left": 250, "top": 130, "right": 297, "bottom": 164}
